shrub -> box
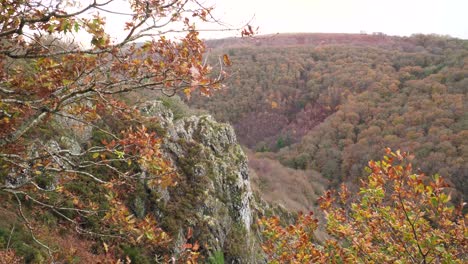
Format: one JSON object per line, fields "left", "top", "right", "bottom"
{"left": 259, "top": 149, "right": 467, "bottom": 263}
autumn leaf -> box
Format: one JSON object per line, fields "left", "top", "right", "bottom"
{"left": 184, "top": 88, "right": 192, "bottom": 99}
{"left": 223, "top": 54, "right": 232, "bottom": 66}
{"left": 261, "top": 149, "right": 467, "bottom": 263}
{"left": 103, "top": 242, "right": 109, "bottom": 253}
{"left": 271, "top": 101, "right": 278, "bottom": 109}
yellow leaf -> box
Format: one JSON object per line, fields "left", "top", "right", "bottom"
{"left": 103, "top": 242, "right": 108, "bottom": 253}
{"left": 271, "top": 101, "right": 278, "bottom": 109}
{"left": 183, "top": 88, "right": 192, "bottom": 99}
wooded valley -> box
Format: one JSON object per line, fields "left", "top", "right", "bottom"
{"left": 190, "top": 33, "right": 467, "bottom": 204}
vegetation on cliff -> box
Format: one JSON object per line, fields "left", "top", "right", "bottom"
{"left": 0, "top": 0, "right": 254, "bottom": 262}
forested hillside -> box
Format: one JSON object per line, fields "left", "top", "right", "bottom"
{"left": 189, "top": 33, "right": 468, "bottom": 201}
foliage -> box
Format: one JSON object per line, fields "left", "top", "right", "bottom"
{"left": 189, "top": 33, "right": 467, "bottom": 202}
{"left": 0, "top": 223, "right": 46, "bottom": 262}
{"left": 0, "top": 0, "right": 244, "bottom": 261}
{"left": 158, "top": 94, "right": 205, "bottom": 120}
{"left": 260, "top": 212, "right": 324, "bottom": 263}
{"left": 259, "top": 149, "right": 467, "bottom": 263}
{"left": 0, "top": 249, "right": 23, "bottom": 264}
{"left": 207, "top": 250, "right": 225, "bottom": 264}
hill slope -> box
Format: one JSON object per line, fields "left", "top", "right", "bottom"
{"left": 189, "top": 33, "right": 468, "bottom": 201}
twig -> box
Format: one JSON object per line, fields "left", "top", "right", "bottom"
{"left": 6, "top": 224, "right": 15, "bottom": 250}
{"left": 13, "top": 192, "right": 56, "bottom": 262}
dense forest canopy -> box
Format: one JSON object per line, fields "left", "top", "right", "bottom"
{"left": 189, "top": 33, "right": 468, "bottom": 202}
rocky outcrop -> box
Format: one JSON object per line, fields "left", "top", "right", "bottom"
{"left": 141, "top": 100, "right": 261, "bottom": 262}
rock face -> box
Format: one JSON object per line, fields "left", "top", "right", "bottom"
{"left": 141, "top": 101, "right": 260, "bottom": 262}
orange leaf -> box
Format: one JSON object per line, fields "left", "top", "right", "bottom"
{"left": 223, "top": 54, "right": 232, "bottom": 66}
{"left": 271, "top": 101, "right": 278, "bottom": 109}
{"left": 192, "top": 242, "right": 199, "bottom": 251}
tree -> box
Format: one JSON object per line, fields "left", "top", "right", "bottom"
{"left": 0, "top": 0, "right": 245, "bottom": 261}
{"left": 259, "top": 149, "right": 467, "bottom": 263}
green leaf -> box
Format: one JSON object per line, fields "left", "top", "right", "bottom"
{"left": 114, "top": 150, "right": 125, "bottom": 159}
{"left": 62, "top": 79, "right": 73, "bottom": 86}
{"left": 74, "top": 21, "right": 80, "bottom": 32}
{"left": 435, "top": 245, "right": 445, "bottom": 252}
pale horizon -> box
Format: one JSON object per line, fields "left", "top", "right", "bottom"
{"left": 204, "top": 0, "right": 468, "bottom": 40}
{"left": 75, "top": 0, "right": 468, "bottom": 45}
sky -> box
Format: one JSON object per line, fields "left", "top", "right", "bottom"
{"left": 89, "top": 0, "right": 468, "bottom": 42}
{"left": 205, "top": 0, "right": 468, "bottom": 39}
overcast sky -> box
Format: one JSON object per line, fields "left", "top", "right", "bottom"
{"left": 97, "top": 0, "right": 467, "bottom": 42}
{"left": 202, "top": 0, "right": 468, "bottom": 39}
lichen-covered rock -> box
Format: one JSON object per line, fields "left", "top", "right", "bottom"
{"left": 5, "top": 137, "right": 82, "bottom": 190}
{"left": 54, "top": 104, "right": 93, "bottom": 143}
{"left": 141, "top": 100, "right": 174, "bottom": 124}
{"left": 59, "top": 136, "right": 82, "bottom": 155}
{"left": 141, "top": 100, "right": 261, "bottom": 263}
